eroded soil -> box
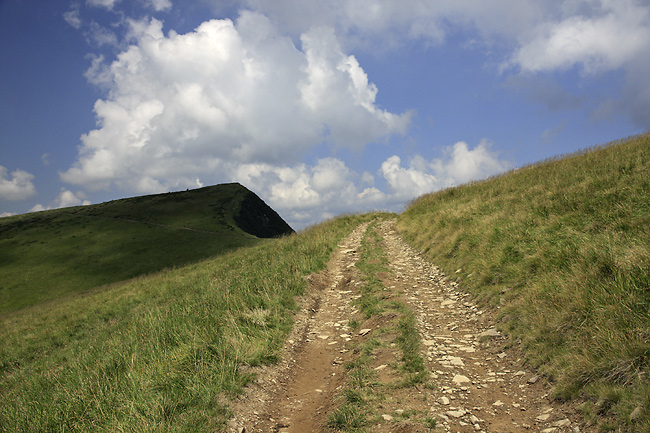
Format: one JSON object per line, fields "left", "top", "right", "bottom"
{"left": 229, "top": 220, "right": 590, "bottom": 433}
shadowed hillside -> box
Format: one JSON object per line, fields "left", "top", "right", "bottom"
{"left": 0, "top": 182, "right": 293, "bottom": 313}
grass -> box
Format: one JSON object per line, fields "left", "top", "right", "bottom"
{"left": 0, "top": 183, "right": 292, "bottom": 313}
{"left": 327, "top": 220, "right": 431, "bottom": 431}
{"left": 394, "top": 304, "right": 428, "bottom": 386}
{"left": 0, "top": 213, "right": 375, "bottom": 432}
{"left": 397, "top": 134, "right": 650, "bottom": 432}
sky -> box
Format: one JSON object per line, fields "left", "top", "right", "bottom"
{"left": 1, "top": 0, "right": 648, "bottom": 229}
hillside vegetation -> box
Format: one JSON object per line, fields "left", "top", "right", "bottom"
{"left": 397, "top": 134, "right": 650, "bottom": 431}
{"left": 0, "top": 213, "right": 380, "bottom": 431}
{"left": 0, "top": 183, "right": 292, "bottom": 313}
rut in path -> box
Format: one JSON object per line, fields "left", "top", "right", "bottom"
{"left": 230, "top": 220, "right": 587, "bottom": 433}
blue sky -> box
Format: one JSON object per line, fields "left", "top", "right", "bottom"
{"left": 1, "top": 0, "right": 648, "bottom": 229}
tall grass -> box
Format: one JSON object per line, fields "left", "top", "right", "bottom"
{"left": 328, "top": 220, "right": 430, "bottom": 431}
{"left": 0, "top": 214, "right": 376, "bottom": 432}
{"left": 397, "top": 134, "right": 650, "bottom": 431}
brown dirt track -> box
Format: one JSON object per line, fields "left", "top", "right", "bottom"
{"left": 228, "top": 220, "right": 589, "bottom": 433}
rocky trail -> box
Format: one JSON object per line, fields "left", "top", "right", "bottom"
{"left": 229, "top": 220, "right": 588, "bottom": 432}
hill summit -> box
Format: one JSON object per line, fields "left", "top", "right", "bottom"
{"left": 83, "top": 182, "right": 294, "bottom": 239}
{"left": 0, "top": 182, "right": 293, "bottom": 312}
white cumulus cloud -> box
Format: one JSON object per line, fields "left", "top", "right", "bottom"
{"left": 0, "top": 166, "right": 37, "bottom": 201}
{"left": 379, "top": 140, "right": 512, "bottom": 205}
{"left": 510, "top": 0, "right": 650, "bottom": 74}
{"left": 505, "top": 0, "right": 650, "bottom": 127}
{"left": 230, "top": 140, "right": 510, "bottom": 228}
{"left": 239, "top": 0, "right": 546, "bottom": 49}
{"left": 432, "top": 140, "right": 511, "bottom": 185}
{"left": 61, "top": 12, "right": 411, "bottom": 195}
{"left": 379, "top": 155, "right": 442, "bottom": 202}
{"left": 239, "top": 0, "right": 650, "bottom": 127}
{"left": 29, "top": 189, "right": 91, "bottom": 213}
{"left": 231, "top": 157, "right": 379, "bottom": 224}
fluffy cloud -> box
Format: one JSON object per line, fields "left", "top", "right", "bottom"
{"left": 241, "top": 0, "right": 648, "bottom": 68}
{"left": 239, "top": 0, "right": 650, "bottom": 127}
{"left": 239, "top": 0, "right": 547, "bottom": 48}
{"left": 379, "top": 140, "right": 511, "bottom": 204}
{"left": 505, "top": 0, "right": 650, "bottom": 127}
{"left": 0, "top": 166, "right": 37, "bottom": 201}
{"left": 432, "top": 140, "right": 512, "bottom": 184}
{"left": 86, "top": 0, "right": 172, "bottom": 11}
{"left": 379, "top": 156, "right": 442, "bottom": 202}
{"left": 232, "top": 157, "right": 381, "bottom": 224}
{"left": 62, "top": 12, "right": 411, "bottom": 194}
{"left": 509, "top": 1, "right": 650, "bottom": 74}
{"left": 87, "top": 21, "right": 119, "bottom": 47}
{"left": 230, "top": 140, "right": 510, "bottom": 228}
{"left": 29, "top": 189, "right": 91, "bottom": 213}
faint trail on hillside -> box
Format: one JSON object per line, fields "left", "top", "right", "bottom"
{"left": 228, "top": 220, "right": 589, "bottom": 433}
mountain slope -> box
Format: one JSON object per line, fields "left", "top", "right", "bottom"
{"left": 397, "top": 134, "right": 650, "bottom": 431}
{"left": 0, "top": 183, "right": 293, "bottom": 313}
{"left": 0, "top": 213, "right": 377, "bottom": 432}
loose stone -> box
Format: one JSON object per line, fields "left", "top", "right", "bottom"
{"left": 478, "top": 328, "right": 500, "bottom": 337}
{"left": 452, "top": 374, "right": 471, "bottom": 385}
{"left": 553, "top": 419, "right": 571, "bottom": 427}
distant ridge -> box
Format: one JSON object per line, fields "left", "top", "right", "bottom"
{"left": 0, "top": 182, "right": 293, "bottom": 312}
{"left": 230, "top": 184, "right": 295, "bottom": 238}
{"left": 83, "top": 182, "right": 294, "bottom": 238}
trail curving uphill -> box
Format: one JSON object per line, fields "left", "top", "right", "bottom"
{"left": 229, "top": 220, "right": 588, "bottom": 432}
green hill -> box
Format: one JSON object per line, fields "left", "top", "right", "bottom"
{"left": 397, "top": 134, "right": 650, "bottom": 431}
{"left": 0, "top": 212, "right": 378, "bottom": 432}
{"left": 0, "top": 182, "right": 293, "bottom": 313}
{"left": 2, "top": 135, "right": 649, "bottom": 431}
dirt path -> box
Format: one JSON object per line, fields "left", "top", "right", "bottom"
{"left": 229, "top": 220, "right": 588, "bottom": 432}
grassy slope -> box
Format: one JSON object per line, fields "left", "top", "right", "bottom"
{"left": 0, "top": 213, "right": 379, "bottom": 432}
{"left": 0, "top": 183, "right": 291, "bottom": 313}
{"left": 397, "top": 134, "right": 650, "bottom": 431}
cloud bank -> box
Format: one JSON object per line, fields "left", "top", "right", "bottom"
{"left": 61, "top": 12, "right": 411, "bottom": 195}
{"left": 232, "top": 140, "right": 510, "bottom": 227}
{"left": 0, "top": 167, "right": 36, "bottom": 201}
{"left": 241, "top": 0, "right": 650, "bottom": 127}
{"left": 29, "top": 189, "right": 91, "bottom": 214}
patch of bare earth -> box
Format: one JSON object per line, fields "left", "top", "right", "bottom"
{"left": 229, "top": 220, "right": 592, "bottom": 432}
